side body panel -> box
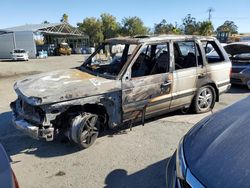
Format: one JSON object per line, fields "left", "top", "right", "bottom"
{"left": 121, "top": 42, "right": 173, "bottom": 122}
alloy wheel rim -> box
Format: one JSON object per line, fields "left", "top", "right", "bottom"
{"left": 197, "top": 88, "right": 213, "bottom": 111}
{"left": 80, "top": 115, "right": 98, "bottom": 145}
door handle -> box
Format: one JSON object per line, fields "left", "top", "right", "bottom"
{"left": 161, "top": 82, "right": 171, "bottom": 88}
{"left": 198, "top": 73, "right": 206, "bottom": 79}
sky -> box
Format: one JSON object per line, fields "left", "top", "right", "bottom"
{"left": 1, "top": 0, "right": 250, "bottom": 33}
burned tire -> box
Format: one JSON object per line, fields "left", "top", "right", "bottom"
{"left": 192, "top": 85, "right": 216, "bottom": 114}
{"left": 69, "top": 113, "right": 100, "bottom": 149}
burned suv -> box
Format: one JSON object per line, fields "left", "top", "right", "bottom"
{"left": 10, "top": 35, "right": 231, "bottom": 148}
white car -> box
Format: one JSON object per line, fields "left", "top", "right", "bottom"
{"left": 11, "top": 49, "right": 29, "bottom": 61}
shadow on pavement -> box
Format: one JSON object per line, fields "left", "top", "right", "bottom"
{"left": 0, "top": 108, "right": 186, "bottom": 159}
{"left": 104, "top": 158, "right": 169, "bottom": 188}
{"left": 227, "top": 85, "right": 250, "bottom": 94}
{"left": 0, "top": 59, "right": 13, "bottom": 62}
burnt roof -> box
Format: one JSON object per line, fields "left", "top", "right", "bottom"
{"left": 105, "top": 35, "right": 215, "bottom": 44}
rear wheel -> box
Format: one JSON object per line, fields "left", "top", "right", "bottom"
{"left": 192, "top": 85, "right": 216, "bottom": 114}
{"left": 68, "top": 113, "right": 100, "bottom": 149}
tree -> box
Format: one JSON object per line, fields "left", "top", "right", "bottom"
{"left": 154, "top": 19, "right": 173, "bottom": 34}
{"left": 154, "top": 19, "right": 181, "bottom": 34}
{"left": 100, "top": 13, "right": 120, "bottom": 39}
{"left": 120, "top": 16, "right": 149, "bottom": 36}
{"left": 216, "top": 20, "right": 238, "bottom": 34}
{"left": 182, "top": 14, "right": 199, "bottom": 35}
{"left": 197, "top": 21, "right": 214, "bottom": 36}
{"left": 77, "top": 17, "right": 103, "bottom": 47}
{"left": 42, "top": 20, "right": 50, "bottom": 24}
{"left": 61, "top": 13, "right": 69, "bottom": 23}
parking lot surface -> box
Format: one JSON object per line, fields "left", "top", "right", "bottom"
{"left": 0, "top": 55, "right": 249, "bottom": 188}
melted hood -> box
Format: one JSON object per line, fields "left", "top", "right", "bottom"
{"left": 184, "top": 96, "right": 250, "bottom": 187}
{"left": 14, "top": 69, "right": 121, "bottom": 105}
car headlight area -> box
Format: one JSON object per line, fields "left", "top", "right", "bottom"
{"left": 166, "top": 137, "right": 205, "bottom": 188}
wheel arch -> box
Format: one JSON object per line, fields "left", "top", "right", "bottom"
{"left": 57, "top": 103, "right": 109, "bottom": 130}
{"left": 196, "top": 79, "right": 219, "bottom": 102}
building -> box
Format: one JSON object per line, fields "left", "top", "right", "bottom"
{"left": 0, "top": 22, "right": 89, "bottom": 59}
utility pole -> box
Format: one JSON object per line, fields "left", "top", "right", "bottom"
{"left": 207, "top": 7, "right": 215, "bottom": 21}
{"left": 12, "top": 32, "right": 16, "bottom": 49}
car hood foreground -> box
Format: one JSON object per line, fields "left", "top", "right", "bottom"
{"left": 184, "top": 96, "right": 250, "bottom": 188}
{"left": 14, "top": 69, "right": 120, "bottom": 105}
{"left": 0, "top": 144, "right": 13, "bottom": 188}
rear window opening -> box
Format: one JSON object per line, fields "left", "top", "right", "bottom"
{"left": 202, "top": 41, "right": 225, "bottom": 63}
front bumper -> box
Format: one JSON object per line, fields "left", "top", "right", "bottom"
{"left": 166, "top": 152, "right": 177, "bottom": 188}
{"left": 10, "top": 101, "right": 54, "bottom": 141}
{"left": 12, "top": 57, "right": 27, "bottom": 61}
{"left": 12, "top": 118, "right": 39, "bottom": 139}
{"left": 166, "top": 152, "right": 204, "bottom": 188}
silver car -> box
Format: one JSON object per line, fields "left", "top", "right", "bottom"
{"left": 11, "top": 49, "right": 29, "bottom": 61}
{"left": 224, "top": 42, "right": 250, "bottom": 87}
{"left": 10, "top": 35, "right": 231, "bottom": 149}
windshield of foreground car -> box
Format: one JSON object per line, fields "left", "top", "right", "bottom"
{"left": 81, "top": 43, "right": 138, "bottom": 78}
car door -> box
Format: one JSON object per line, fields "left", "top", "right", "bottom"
{"left": 170, "top": 40, "right": 199, "bottom": 108}
{"left": 122, "top": 43, "right": 173, "bottom": 122}
{"left": 202, "top": 39, "right": 231, "bottom": 93}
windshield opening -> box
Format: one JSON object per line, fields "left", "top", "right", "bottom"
{"left": 81, "top": 42, "right": 138, "bottom": 78}
{"left": 14, "top": 49, "right": 26, "bottom": 53}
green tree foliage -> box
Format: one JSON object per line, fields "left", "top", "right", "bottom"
{"left": 100, "top": 13, "right": 120, "bottom": 39}
{"left": 120, "top": 16, "right": 149, "bottom": 36}
{"left": 61, "top": 13, "right": 69, "bottom": 23}
{"left": 216, "top": 20, "right": 238, "bottom": 34}
{"left": 182, "top": 14, "right": 199, "bottom": 35}
{"left": 154, "top": 19, "right": 181, "bottom": 34}
{"left": 76, "top": 13, "right": 238, "bottom": 46}
{"left": 197, "top": 21, "right": 214, "bottom": 36}
{"left": 77, "top": 17, "right": 103, "bottom": 47}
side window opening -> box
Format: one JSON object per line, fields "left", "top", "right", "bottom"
{"left": 203, "top": 40, "right": 225, "bottom": 63}
{"left": 131, "top": 43, "right": 170, "bottom": 78}
{"left": 174, "top": 41, "right": 197, "bottom": 70}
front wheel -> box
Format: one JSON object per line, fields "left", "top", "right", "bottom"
{"left": 192, "top": 85, "right": 216, "bottom": 114}
{"left": 68, "top": 113, "right": 100, "bottom": 149}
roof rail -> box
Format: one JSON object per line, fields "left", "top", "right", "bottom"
{"left": 133, "top": 35, "right": 151, "bottom": 39}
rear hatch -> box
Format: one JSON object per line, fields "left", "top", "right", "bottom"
{"left": 224, "top": 43, "right": 250, "bottom": 73}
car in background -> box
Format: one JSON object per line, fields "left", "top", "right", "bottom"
{"left": 224, "top": 42, "right": 250, "bottom": 88}
{"left": 55, "top": 42, "right": 72, "bottom": 56}
{"left": 0, "top": 144, "right": 19, "bottom": 188}
{"left": 11, "top": 49, "right": 29, "bottom": 61}
{"left": 166, "top": 96, "right": 250, "bottom": 188}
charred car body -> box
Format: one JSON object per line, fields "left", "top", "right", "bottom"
{"left": 224, "top": 42, "right": 250, "bottom": 87}
{"left": 10, "top": 35, "right": 231, "bottom": 148}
